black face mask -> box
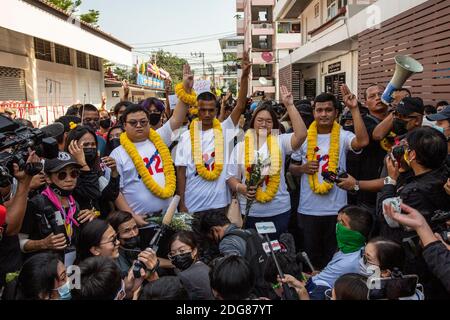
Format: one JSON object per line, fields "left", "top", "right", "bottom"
{"left": 149, "top": 113, "right": 162, "bottom": 126}
{"left": 99, "top": 119, "right": 111, "bottom": 129}
{"left": 50, "top": 183, "right": 73, "bottom": 197}
{"left": 171, "top": 252, "right": 194, "bottom": 271}
{"left": 109, "top": 138, "right": 121, "bottom": 150}
{"left": 83, "top": 148, "right": 97, "bottom": 165}
{"left": 121, "top": 235, "right": 140, "bottom": 249}
{"left": 392, "top": 118, "right": 408, "bottom": 136}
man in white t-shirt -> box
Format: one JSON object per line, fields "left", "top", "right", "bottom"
{"left": 176, "top": 51, "right": 251, "bottom": 214}
{"left": 111, "top": 67, "right": 192, "bottom": 226}
{"left": 289, "top": 85, "right": 369, "bottom": 269}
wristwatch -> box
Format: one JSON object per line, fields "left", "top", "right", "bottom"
{"left": 384, "top": 176, "right": 397, "bottom": 186}
{"left": 353, "top": 181, "right": 360, "bottom": 192}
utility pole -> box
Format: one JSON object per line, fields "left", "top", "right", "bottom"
{"left": 191, "top": 52, "right": 205, "bottom": 78}
{"left": 208, "top": 63, "right": 215, "bottom": 88}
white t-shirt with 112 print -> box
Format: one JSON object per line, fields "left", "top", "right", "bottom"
{"left": 110, "top": 121, "right": 174, "bottom": 215}
{"left": 175, "top": 117, "right": 239, "bottom": 213}
{"left": 226, "top": 133, "right": 294, "bottom": 218}
{"left": 291, "top": 128, "right": 360, "bottom": 216}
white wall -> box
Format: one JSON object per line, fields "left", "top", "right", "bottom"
{"left": 0, "top": 27, "right": 103, "bottom": 107}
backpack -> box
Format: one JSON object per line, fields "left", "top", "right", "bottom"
{"left": 223, "top": 228, "right": 273, "bottom": 298}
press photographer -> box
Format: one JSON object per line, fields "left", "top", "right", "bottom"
{"left": 384, "top": 203, "right": 450, "bottom": 295}
{"left": 0, "top": 114, "right": 57, "bottom": 290}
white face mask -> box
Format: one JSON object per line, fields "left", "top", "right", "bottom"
{"left": 431, "top": 124, "right": 445, "bottom": 134}
{"left": 359, "top": 257, "right": 378, "bottom": 277}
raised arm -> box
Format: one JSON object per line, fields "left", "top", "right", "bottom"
{"left": 169, "top": 64, "right": 192, "bottom": 131}
{"left": 280, "top": 86, "right": 307, "bottom": 150}
{"left": 341, "top": 84, "right": 369, "bottom": 150}
{"left": 230, "top": 50, "right": 251, "bottom": 126}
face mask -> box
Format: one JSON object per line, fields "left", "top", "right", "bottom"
{"left": 359, "top": 257, "right": 377, "bottom": 277}
{"left": 109, "top": 138, "right": 121, "bottom": 150}
{"left": 56, "top": 281, "right": 72, "bottom": 300}
{"left": 343, "top": 125, "right": 355, "bottom": 133}
{"left": 121, "top": 235, "right": 140, "bottom": 250}
{"left": 83, "top": 148, "right": 97, "bottom": 164}
{"left": 336, "top": 223, "right": 366, "bottom": 254}
{"left": 149, "top": 113, "right": 162, "bottom": 126}
{"left": 392, "top": 118, "right": 408, "bottom": 136}
{"left": 431, "top": 124, "right": 445, "bottom": 134}
{"left": 171, "top": 252, "right": 194, "bottom": 271}
{"left": 50, "top": 183, "right": 73, "bottom": 197}
{"left": 99, "top": 119, "right": 111, "bottom": 129}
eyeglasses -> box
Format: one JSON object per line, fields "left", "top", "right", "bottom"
{"left": 115, "top": 280, "right": 126, "bottom": 300}
{"left": 168, "top": 246, "right": 192, "bottom": 259}
{"left": 56, "top": 169, "right": 80, "bottom": 181}
{"left": 126, "top": 119, "right": 149, "bottom": 128}
{"left": 100, "top": 234, "right": 118, "bottom": 245}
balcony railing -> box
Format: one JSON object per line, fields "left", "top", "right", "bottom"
{"left": 251, "top": 51, "right": 275, "bottom": 64}
{"left": 236, "top": 0, "right": 244, "bottom": 12}
{"left": 252, "top": 22, "right": 274, "bottom": 36}
{"left": 276, "top": 32, "right": 302, "bottom": 49}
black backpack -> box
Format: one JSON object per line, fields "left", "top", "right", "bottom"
{"left": 223, "top": 228, "right": 273, "bottom": 298}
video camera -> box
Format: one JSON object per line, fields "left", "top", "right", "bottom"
{"left": 321, "top": 170, "right": 348, "bottom": 184}
{"left": 403, "top": 209, "right": 450, "bottom": 256}
{"left": 0, "top": 114, "right": 58, "bottom": 188}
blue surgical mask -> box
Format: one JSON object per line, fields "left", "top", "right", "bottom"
{"left": 431, "top": 124, "right": 445, "bottom": 134}
{"left": 56, "top": 281, "right": 72, "bottom": 300}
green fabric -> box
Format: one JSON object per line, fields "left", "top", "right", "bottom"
{"left": 336, "top": 223, "right": 366, "bottom": 254}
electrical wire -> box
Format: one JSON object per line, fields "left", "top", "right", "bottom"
{"left": 130, "top": 31, "right": 235, "bottom": 46}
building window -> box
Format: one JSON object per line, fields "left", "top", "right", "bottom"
{"left": 314, "top": 3, "right": 320, "bottom": 18}
{"left": 34, "top": 38, "right": 52, "bottom": 62}
{"left": 55, "top": 44, "right": 71, "bottom": 65}
{"left": 89, "top": 55, "right": 100, "bottom": 71}
{"left": 77, "top": 51, "right": 88, "bottom": 69}
{"left": 327, "top": 0, "right": 337, "bottom": 20}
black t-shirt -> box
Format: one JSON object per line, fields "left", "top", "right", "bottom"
{"left": 21, "top": 195, "right": 81, "bottom": 259}
{"left": 0, "top": 235, "right": 22, "bottom": 288}
{"left": 353, "top": 115, "right": 388, "bottom": 207}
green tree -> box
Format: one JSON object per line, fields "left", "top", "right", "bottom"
{"left": 48, "top": 0, "right": 99, "bottom": 25}
{"left": 152, "top": 50, "right": 188, "bottom": 89}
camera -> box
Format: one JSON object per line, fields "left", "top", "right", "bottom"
{"left": 322, "top": 170, "right": 348, "bottom": 184}
{"left": 390, "top": 144, "right": 406, "bottom": 163}
{"left": 0, "top": 114, "right": 59, "bottom": 187}
{"left": 403, "top": 210, "right": 450, "bottom": 256}
{"left": 367, "top": 269, "right": 419, "bottom": 300}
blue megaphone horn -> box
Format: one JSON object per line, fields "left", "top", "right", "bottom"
{"left": 381, "top": 55, "right": 423, "bottom": 105}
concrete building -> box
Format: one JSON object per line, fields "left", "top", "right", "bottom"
{"left": 219, "top": 35, "right": 244, "bottom": 93}
{"left": 278, "top": 0, "right": 450, "bottom": 105}
{"left": 0, "top": 0, "right": 132, "bottom": 110}
{"left": 237, "top": 0, "right": 278, "bottom": 99}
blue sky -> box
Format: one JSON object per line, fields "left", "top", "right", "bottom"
{"left": 78, "top": 0, "right": 236, "bottom": 73}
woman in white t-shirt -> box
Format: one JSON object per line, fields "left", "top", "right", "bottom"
{"left": 226, "top": 86, "right": 307, "bottom": 239}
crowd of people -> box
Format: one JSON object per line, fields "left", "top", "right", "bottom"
{"left": 0, "top": 51, "right": 449, "bottom": 301}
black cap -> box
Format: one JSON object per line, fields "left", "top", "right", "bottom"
{"left": 426, "top": 105, "right": 450, "bottom": 121}
{"left": 41, "top": 122, "right": 64, "bottom": 138}
{"left": 44, "top": 151, "right": 81, "bottom": 173}
{"left": 295, "top": 102, "right": 313, "bottom": 116}
{"left": 396, "top": 97, "right": 424, "bottom": 116}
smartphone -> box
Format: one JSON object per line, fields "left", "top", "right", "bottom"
{"left": 367, "top": 275, "right": 418, "bottom": 300}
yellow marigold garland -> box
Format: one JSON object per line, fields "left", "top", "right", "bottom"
{"left": 120, "top": 131, "right": 176, "bottom": 199}
{"left": 306, "top": 121, "right": 340, "bottom": 194}
{"left": 175, "top": 82, "right": 198, "bottom": 116}
{"left": 189, "top": 118, "right": 223, "bottom": 181}
{"left": 244, "top": 131, "right": 281, "bottom": 203}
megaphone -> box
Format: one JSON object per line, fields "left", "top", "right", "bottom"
{"left": 259, "top": 77, "right": 268, "bottom": 86}
{"left": 381, "top": 55, "right": 423, "bottom": 105}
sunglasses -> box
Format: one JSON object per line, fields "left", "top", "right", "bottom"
{"left": 126, "top": 120, "right": 149, "bottom": 128}
{"left": 56, "top": 169, "right": 80, "bottom": 181}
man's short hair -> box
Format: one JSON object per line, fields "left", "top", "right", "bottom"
{"left": 436, "top": 100, "right": 449, "bottom": 108}
{"left": 364, "top": 83, "right": 385, "bottom": 100}
{"left": 121, "top": 104, "right": 150, "bottom": 124}
{"left": 78, "top": 104, "right": 99, "bottom": 118}
{"left": 195, "top": 208, "right": 230, "bottom": 235}
{"left": 113, "top": 101, "right": 133, "bottom": 116}
{"left": 314, "top": 93, "right": 339, "bottom": 110}
{"left": 197, "top": 92, "right": 217, "bottom": 102}
{"left": 72, "top": 256, "right": 122, "bottom": 300}
{"left": 406, "top": 126, "right": 447, "bottom": 169}
{"left": 338, "top": 205, "right": 373, "bottom": 239}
